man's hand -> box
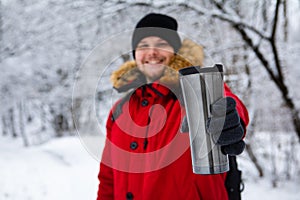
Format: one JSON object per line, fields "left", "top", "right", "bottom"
{"left": 207, "top": 97, "right": 245, "bottom": 155}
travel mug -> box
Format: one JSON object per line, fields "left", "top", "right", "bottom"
{"left": 179, "top": 64, "right": 229, "bottom": 174}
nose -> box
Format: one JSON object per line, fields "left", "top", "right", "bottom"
{"left": 147, "top": 47, "right": 159, "bottom": 56}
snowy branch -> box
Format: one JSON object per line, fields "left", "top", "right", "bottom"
{"left": 270, "top": 0, "right": 284, "bottom": 84}
{"left": 115, "top": 0, "right": 271, "bottom": 40}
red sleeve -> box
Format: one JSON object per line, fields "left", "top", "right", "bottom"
{"left": 224, "top": 83, "right": 249, "bottom": 133}
{"left": 97, "top": 111, "right": 114, "bottom": 200}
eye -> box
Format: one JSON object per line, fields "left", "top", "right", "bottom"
{"left": 156, "top": 42, "right": 170, "bottom": 48}
{"left": 136, "top": 44, "right": 149, "bottom": 49}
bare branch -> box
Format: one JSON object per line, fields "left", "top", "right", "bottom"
{"left": 269, "top": 0, "right": 284, "bottom": 83}
{"left": 119, "top": 0, "right": 270, "bottom": 40}
{"left": 198, "top": 1, "right": 270, "bottom": 39}
{"left": 271, "top": 0, "right": 281, "bottom": 41}
{"left": 233, "top": 25, "right": 277, "bottom": 84}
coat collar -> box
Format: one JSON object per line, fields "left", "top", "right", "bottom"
{"left": 134, "top": 82, "right": 172, "bottom": 98}
{"left": 111, "top": 39, "right": 204, "bottom": 93}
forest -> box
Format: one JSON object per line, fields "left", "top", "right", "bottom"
{"left": 1, "top": 0, "right": 300, "bottom": 198}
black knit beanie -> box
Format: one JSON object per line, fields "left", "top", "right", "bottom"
{"left": 132, "top": 13, "right": 181, "bottom": 58}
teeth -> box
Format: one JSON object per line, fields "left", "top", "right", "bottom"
{"left": 149, "top": 61, "right": 159, "bottom": 64}
{"left": 146, "top": 59, "right": 163, "bottom": 64}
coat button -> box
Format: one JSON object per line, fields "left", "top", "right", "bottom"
{"left": 126, "top": 192, "right": 134, "bottom": 200}
{"left": 130, "top": 142, "right": 138, "bottom": 150}
{"left": 141, "top": 99, "right": 149, "bottom": 106}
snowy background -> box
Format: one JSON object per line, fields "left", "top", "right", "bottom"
{"left": 1, "top": 0, "right": 300, "bottom": 199}
{"left": 1, "top": 133, "right": 300, "bottom": 200}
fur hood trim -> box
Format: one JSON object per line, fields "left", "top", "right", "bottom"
{"left": 111, "top": 39, "right": 204, "bottom": 91}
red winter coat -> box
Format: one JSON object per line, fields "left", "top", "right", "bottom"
{"left": 97, "top": 82, "right": 249, "bottom": 200}
{"left": 97, "top": 39, "right": 249, "bottom": 200}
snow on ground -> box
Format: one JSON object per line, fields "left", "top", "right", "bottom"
{"left": 242, "top": 178, "right": 300, "bottom": 200}
{"left": 0, "top": 136, "right": 101, "bottom": 200}
{"left": 1, "top": 134, "right": 300, "bottom": 200}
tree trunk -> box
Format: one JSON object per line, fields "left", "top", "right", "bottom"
{"left": 40, "top": 103, "right": 46, "bottom": 132}
{"left": 9, "top": 108, "right": 17, "bottom": 137}
{"left": 270, "top": 134, "right": 278, "bottom": 188}
{"left": 2, "top": 115, "right": 7, "bottom": 136}
{"left": 19, "top": 101, "right": 29, "bottom": 147}
{"left": 54, "top": 114, "right": 68, "bottom": 137}
{"left": 0, "top": 0, "right": 3, "bottom": 62}
{"left": 245, "top": 110, "right": 264, "bottom": 177}
{"left": 245, "top": 143, "right": 264, "bottom": 177}
{"left": 283, "top": 0, "right": 288, "bottom": 42}
{"left": 243, "top": 43, "right": 264, "bottom": 177}
{"left": 232, "top": 21, "right": 300, "bottom": 143}
{"left": 204, "top": 0, "right": 300, "bottom": 142}
{"left": 291, "top": 110, "right": 300, "bottom": 142}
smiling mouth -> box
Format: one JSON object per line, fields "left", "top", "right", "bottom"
{"left": 144, "top": 59, "right": 165, "bottom": 66}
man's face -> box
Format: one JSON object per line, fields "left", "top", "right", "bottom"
{"left": 135, "top": 36, "right": 175, "bottom": 83}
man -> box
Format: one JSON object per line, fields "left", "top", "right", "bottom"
{"left": 97, "top": 13, "right": 249, "bottom": 200}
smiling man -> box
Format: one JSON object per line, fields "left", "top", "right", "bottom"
{"left": 97, "top": 13, "right": 249, "bottom": 200}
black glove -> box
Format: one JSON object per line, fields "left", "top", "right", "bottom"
{"left": 207, "top": 97, "right": 245, "bottom": 155}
